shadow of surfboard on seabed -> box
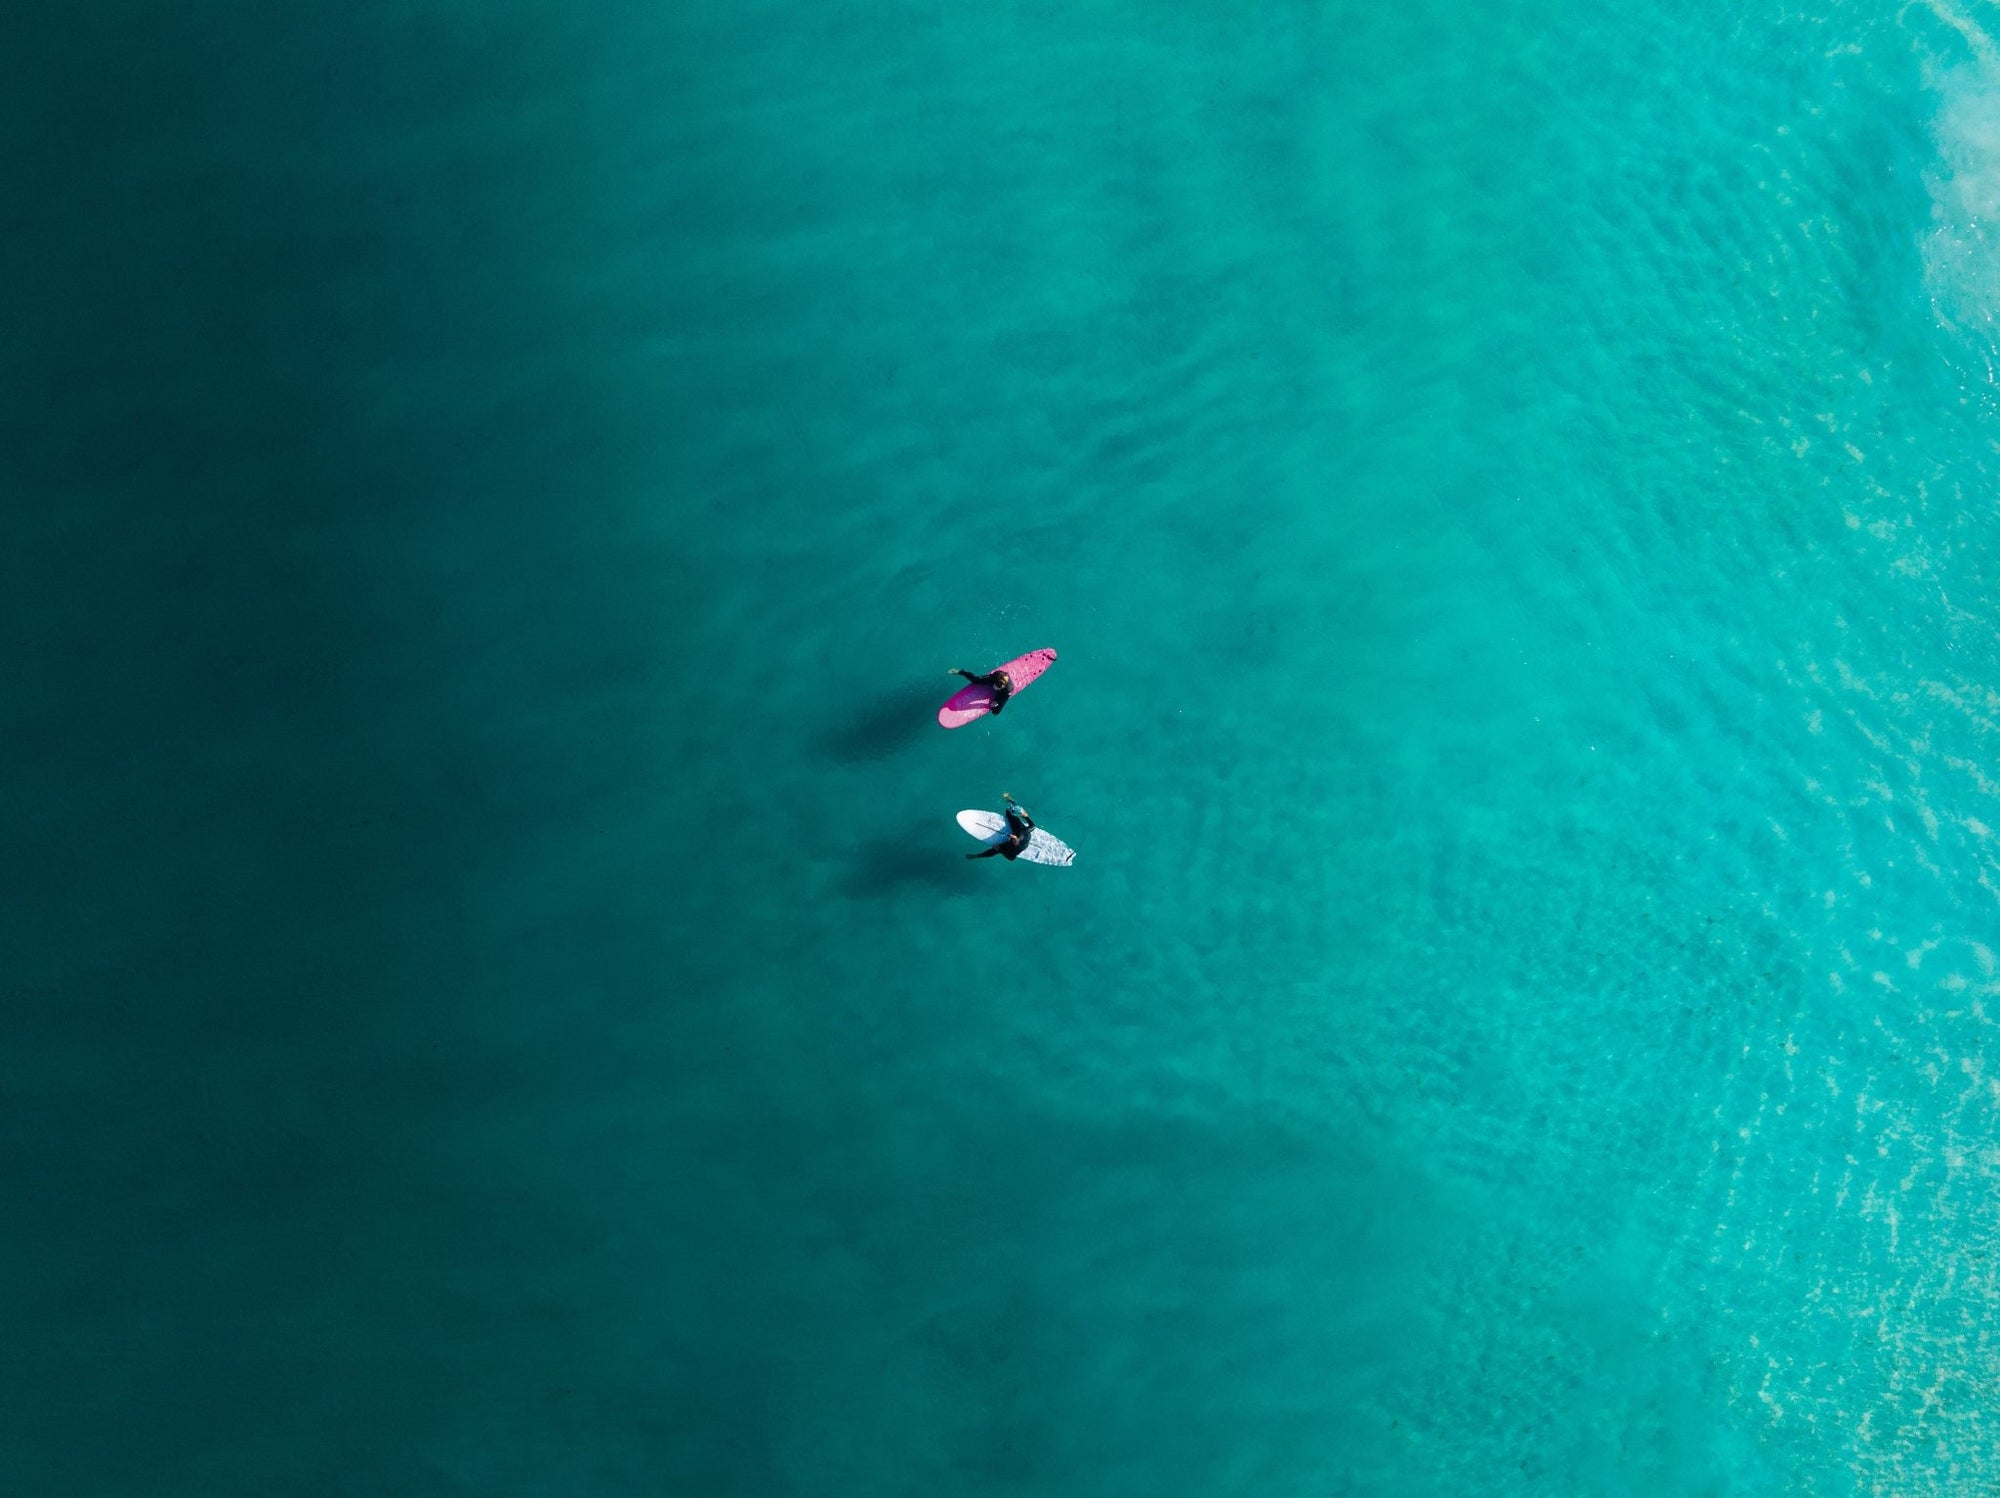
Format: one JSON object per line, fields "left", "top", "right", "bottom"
{"left": 820, "top": 682, "right": 935, "bottom": 763}
{"left": 844, "top": 823, "right": 980, "bottom": 900}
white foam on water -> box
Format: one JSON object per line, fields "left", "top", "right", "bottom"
{"left": 1922, "top": 23, "right": 2000, "bottom": 356}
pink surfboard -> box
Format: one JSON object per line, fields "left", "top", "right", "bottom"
{"left": 937, "top": 648, "right": 1057, "bottom": 729}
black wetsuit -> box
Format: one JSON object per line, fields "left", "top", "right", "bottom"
{"left": 967, "top": 806, "right": 1035, "bottom": 860}
{"left": 953, "top": 667, "right": 1015, "bottom": 714}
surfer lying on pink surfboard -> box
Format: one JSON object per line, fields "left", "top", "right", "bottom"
{"left": 937, "top": 648, "right": 1056, "bottom": 729}
{"left": 950, "top": 664, "right": 1017, "bottom": 711}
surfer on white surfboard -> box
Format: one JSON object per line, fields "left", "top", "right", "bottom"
{"left": 948, "top": 664, "right": 1015, "bottom": 714}
{"left": 965, "top": 793, "right": 1035, "bottom": 860}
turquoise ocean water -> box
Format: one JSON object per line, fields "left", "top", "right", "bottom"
{"left": 10, "top": 0, "right": 2000, "bottom": 1492}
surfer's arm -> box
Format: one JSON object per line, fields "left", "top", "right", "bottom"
{"left": 965, "top": 845, "right": 1003, "bottom": 860}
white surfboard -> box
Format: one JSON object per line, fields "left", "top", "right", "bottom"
{"left": 956, "top": 809, "right": 1076, "bottom": 867}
